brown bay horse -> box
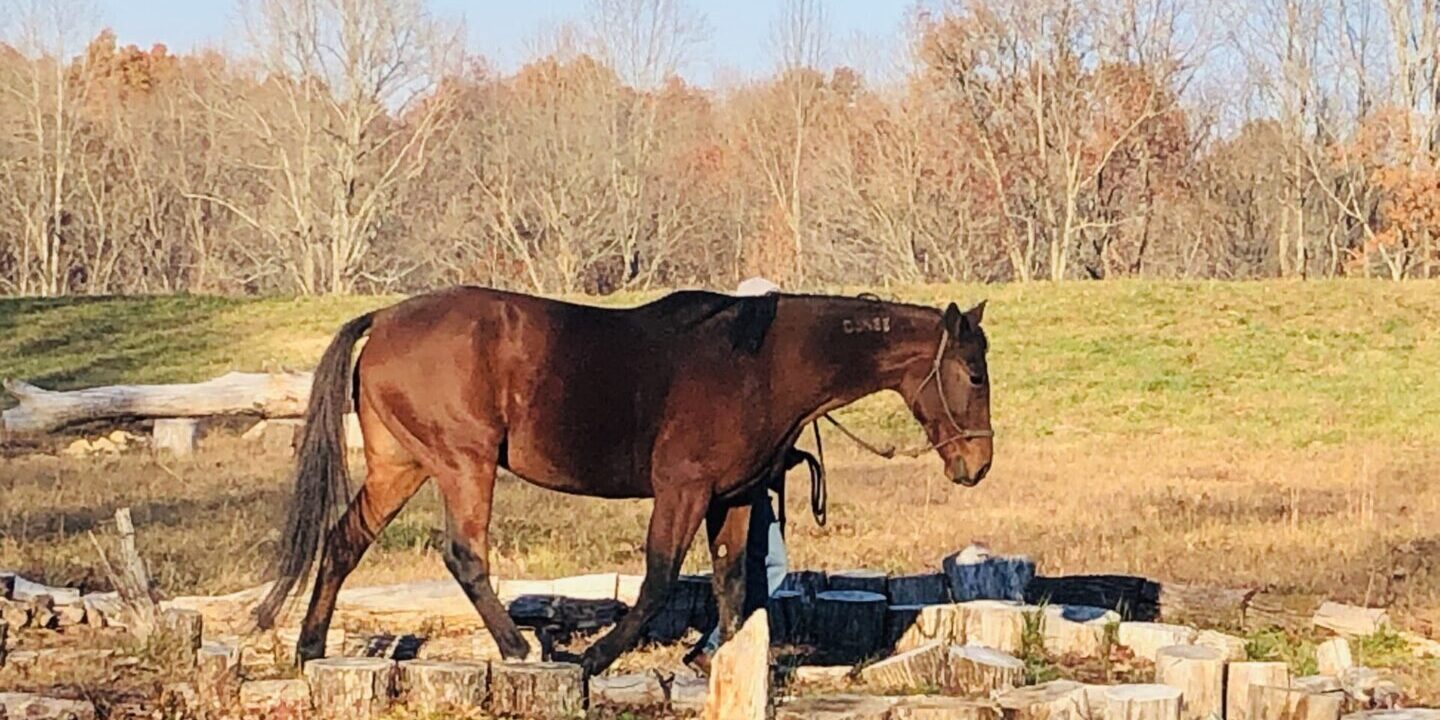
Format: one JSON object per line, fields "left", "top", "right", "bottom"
{"left": 252, "top": 286, "right": 993, "bottom": 675}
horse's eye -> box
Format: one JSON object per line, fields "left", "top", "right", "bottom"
{"left": 970, "top": 374, "right": 986, "bottom": 386}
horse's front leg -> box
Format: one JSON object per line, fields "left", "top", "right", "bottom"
{"left": 580, "top": 483, "right": 710, "bottom": 676}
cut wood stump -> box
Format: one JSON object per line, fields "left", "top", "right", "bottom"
{"left": 792, "top": 665, "right": 854, "bottom": 684}
{"left": 774, "top": 694, "right": 898, "bottom": 719}
{"left": 196, "top": 642, "right": 242, "bottom": 707}
{"left": 996, "top": 680, "right": 1092, "bottom": 720}
{"left": 1227, "top": 661, "right": 1290, "bottom": 720}
{"left": 960, "top": 600, "right": 1031, "bottom": 654}
{"left": 156, "top": 608, "right": 203, "bottom": 666}
{"left": 644, "top": 574, "right": 713, "bottom": 643}
{"left": 1195, "top": 629, "right": 1248, "bottom": 661}
{"left": 779, "top": 570, "right": 829, "bottom": 601}
{"left": 705, "top": 609, "right": 769, "bottom": 720}
{"left": 943, "top": 546, "right": 1035, "bottom": 602}
{"left": 829, "top": 569, "right": 889, "bottom": 597}
{"left": 152, "top": 418, "right": 199, "bottom": 456}
{"left": 945, "top": 645, "right": 1024, "bottom": 696}
{"left": 1313, "top": 602, "right": 1390, "bottom": 637}
{"left": 1117, "top": 622, "right": 1196, "bottom": 662}
{"left": 1317, "top": 637, "right": 1354, "bottom": 676}
{"left": 1249, "top": 685, "right": 1343, "bottom": 720}
{"left": 1154, "top": 644, "right": 1225, "bottom": 720}
{"left": 1340, "top": 712, "right": 1440, "bottom": 720}
{"left": 890, "top": 604, "right": 963, "bottom": 654}
{"left": 1042, "top": 605, "right": 1119, "bottom": 658}
{"left": 239, "top": 679, "right": 311, "bottom": 713}
{"left": 397, "top": 659, "right": 488, "bottom": 713}
{"left": 859, "top": 640, "right": 948, "bottom": 690}
{"left": 768, "top": 589, "right": 808, "bottom": 645}
{"left": 813, "top": 591, "right": 887, "bottom": 663}
{"left": 489, "top": 662, "right": 585, "bottom": 718}
{"left": 0, "top": 692, "right": 98, "bottom": 720}
{"left": 1, "top": 372, "right": 314, "bottom": 434}
{"left": 303, "top": 657, "right": 396, "bottom": 718}
{"left": 1105, "top": 685, "right": 1182, "bottom": 720}
{"left": 589, "top": 673, "right": 666, "bottom": 709}
{"left": 888, "top": 573, "right": 951, "bottom": 606}
{"left": 889, "top": 695, "right": 1000, "bottom": 719}
{"left": 1025, "top": 575, "right": 1162, "bottom": 620}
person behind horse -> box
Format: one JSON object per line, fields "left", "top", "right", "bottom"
{"left": 684, "top": 276, "right": 793, "bottom": 676}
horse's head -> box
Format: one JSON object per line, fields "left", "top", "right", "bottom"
{"left": 902, "top": 301, "right": 993, "bottom": 486}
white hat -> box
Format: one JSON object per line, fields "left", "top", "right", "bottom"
{"left": 735, "top": 276, "right": 781, "bottom": 296}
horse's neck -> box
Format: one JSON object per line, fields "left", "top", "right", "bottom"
{"left": 778, "top": 299, "right": 939, "bottom": 421}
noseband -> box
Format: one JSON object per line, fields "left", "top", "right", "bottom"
{"left": 822, "top": 324, "right": 993, "bottom": 460}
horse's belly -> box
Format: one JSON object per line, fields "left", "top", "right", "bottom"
{"left": 503, "top": 437, "right": 651, "bottom": 499}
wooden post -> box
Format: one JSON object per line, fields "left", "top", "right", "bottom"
{"left": 890, "top": 603, "right": 963, "bottom": 654}
{"left": 859, "top": 640, "right": 948, "bottom": 690}
{"left": 1105, "top": 685, "right": 1182, "bottom": 720}
{"left": 489, "top": 662, "right": 585, "bottom": 718}
{"left": 1249, "top": 685, "right": 1343, "bottom": 720}
{"left": 887, "top": 573, "right": 951, "bottom": 606}
{"left": 304, "top": 657, "right": 396, "bottom": 718}
{"left": 1226, "top": 662, "right": 1290, "bottom": 720}
{"left": 1042, "top": 604, "right": 1119, "bottom": 658}
{"left": 1316, "top": 637, "right": 1353, "bottom": 676}
{"left": 398, "top": 659, "right": 488, "bottom": 713}
{"left": 828, "top": 569, "right": 888, "bottom": 597}
{"left": 767, "top": 589, "right": 807, "bottom": 645}
{"left": 705, "top": 609, "right": 769, "bottom": 720}
{"left": 1154, "top": 644, "right": 1225, "bottom": 720}
{"left": 155, "top": 608, "right": 204, "bottom": 666}
{"left": 152, "top": 418, "right": 199, "bottom": 456}
{"left": 960, "top": 600, "right": 1030, "bottom": 654}
{"left": 944, "top": 645, "right": 1024, "bottom": 695}
{"left": 997, "top": 680, "right": 1093, "bottom": 720}
{"left": 1117, "top": 622, "right": 1197, "bottom": 662}
{"left": 196, "top": 642, "right": 242, "bottom": 708}
{"left": 812, "top": 591, "right": 887, "bottom": 664}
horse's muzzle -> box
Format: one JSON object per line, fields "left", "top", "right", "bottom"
{"left": 951, "top": 459, "right": 991, "bottom": 487}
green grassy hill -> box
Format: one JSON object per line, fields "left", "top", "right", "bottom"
{"left": 3, "top": 280, "right": 1437, "bottom": 447}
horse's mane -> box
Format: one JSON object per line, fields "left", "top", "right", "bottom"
{"left": 638, "top": 290, "right": 778, "bottom": 356}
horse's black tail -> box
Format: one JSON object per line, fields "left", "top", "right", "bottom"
{"left": 252, "top": 312, "right": 375, "bottom": 630}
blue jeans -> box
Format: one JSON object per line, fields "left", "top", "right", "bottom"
{"left": 702, "top": 491, "right": 788, "bottom": 654}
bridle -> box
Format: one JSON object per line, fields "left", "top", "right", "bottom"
{"left": 821, "top": 324, "right": 993, "bottom": 460}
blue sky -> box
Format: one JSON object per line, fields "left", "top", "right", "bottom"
{"left": 95, "top": 0, "right": 923, "bottom": 85}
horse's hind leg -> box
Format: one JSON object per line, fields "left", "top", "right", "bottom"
{"left": 432, "top": 455, "right": 531, "bottom": 660}
{"left": 296, "top": 410, "right": 426, "bottom": 663}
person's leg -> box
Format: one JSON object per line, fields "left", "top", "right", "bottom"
{"left": 763, "top": 495, "right": 788, "bottom": 596}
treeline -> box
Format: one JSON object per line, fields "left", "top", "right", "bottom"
{"left": 2, "top": 0, "right": 1439, "bottom": 296}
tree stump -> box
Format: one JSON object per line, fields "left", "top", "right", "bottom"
{"left": 489, "top": 662, "right": 585, "bottom": 718}
{"left": 813, "top": 591, "right": 887, "bottom": 663}
{"left": 239, "top": 679, "right": 311, "bottom": 714}
{"left": 156, "top": 608, "right": 203, "bottom": 667}
{"left": 645, "top": 574, "right": 713, "bottom": 643}
{"left": 1105, "top": 685, "right": 1182, "bottom": 720}
{"left": 705, "top": 609, "right": 769, "bottom": 720}
{"left": 1042, "top": 605, "right": 1119, "bottom": 658}
{"left": 1195, "top": 629, "right": 1249, "bottom": 661}
{"left": 0, "top": 692, "right": 98, "bottom": 720}
{"left": 1313, "top": 602, "right": 1389, "bottom": 637}
{"left": 196, "top": 642, "right": 242, "bottom": 707}
{"left": 1226, "top": 662, "right": 1290, "bottom": 720}
{"left": 1249, "top": 685, "right": 1343, "bottom": 720}
{"left": 945, "top": 645, "right": 1024, "bottom": 696}
{"left": 943, "top": 546, "right": 1035, "bottom": 602}
{"left": 1154, "top": 644, "right": 1225, "bottom": 720}
{"left": 590, "top": 673, "right": 666, "bottom": 709}
{"left": 303, "top": 657, "right": 396, "bottom": 718}
{"left": 829, "top": 569, "right": 889, "bottom": 597}
{"left": 792, "top": 665, "right": 854, "bottom": 685}
{"left": 997, "top": 680, "right": 1092, "bottom": 720}
{"left": 960, "top": 600, "right": 1030, "bottom": 654}
{"left": 890, "top": 604, "right": 963, "bottom": 654}
{"left": 397, "top": 659, "right": 488, "bottom": 713}
{"left": 1117, "top": 622, "right": 1196, "bottom": 662}
{"left": 779, "top": 570, "right": 829, "bottom": 601}
{"left": 1316, "top": 637, "right": 1354, "bottom": 676}
{"left": 768, "top": 590, "right": 808, "bottom": 645}
{"left": 890, "top": 695, "right": 1000, "bottom": 719}
{"left": 152, "top": 418, "right": 199, "bottom": 456}
{"left": 775, "top": 694, "right": 899, "bottom": 719}
{"left": 888, "top": 573, "right": 951, "bottom": 606}
{"left": 859, "top": 641, "right": 948, "bottom": 690}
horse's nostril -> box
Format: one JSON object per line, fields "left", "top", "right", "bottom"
{"left": 975, "top": 461, "right": 992, "bottom": 482}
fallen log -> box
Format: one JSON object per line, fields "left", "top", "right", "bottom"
{"left": 2, "top": 371, "right": 314, "bottom": 434}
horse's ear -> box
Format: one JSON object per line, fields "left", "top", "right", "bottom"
{"left": 965, "top": 300, "right": 986, "bottom": 327}
{"left": 944, "top": 302, "right": 963, "bottom": 332}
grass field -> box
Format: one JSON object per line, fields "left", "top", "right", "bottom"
{"left": 3, "top": 280, "right": 1439, "bottom": 699}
